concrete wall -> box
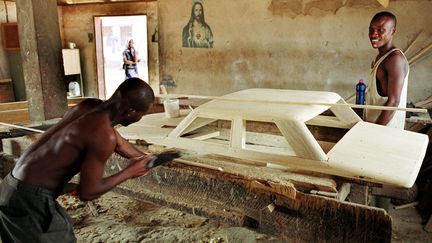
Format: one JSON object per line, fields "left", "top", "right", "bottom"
{"left": 60, "top": 2, "right": 158, "bottom": 97}
{"left": 159, "top": 0, "right": 432, "bottom": 102}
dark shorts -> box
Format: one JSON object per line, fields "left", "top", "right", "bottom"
{"left": 0, "top": 173, "right": 76, "bottom": 243}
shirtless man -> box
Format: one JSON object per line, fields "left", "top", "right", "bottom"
{"left": 0, "top": 78, "right": 179, "bottom": 242}
{"left": 365, "top": 11, "right": 409, "bottom": 129}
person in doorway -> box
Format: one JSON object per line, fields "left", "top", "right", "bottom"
{"left": 123, "top": 39, "right": 140, "bottom": 78}
{"left": 0, "top": 78, "right": 180, "bottom": 242}
{"left": 182, "top": 1, "right": 214, "bottom": 48}
{"left": 365, "top": 11, "right": 409, "bottom": 129}
{"left": 365, "top": 11, "right": 410, "bottom": 211}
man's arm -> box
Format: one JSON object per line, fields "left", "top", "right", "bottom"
{"left": 114, "top": 129, "right": 146, "bottom": 159}
{"left": 78, "top": 121, "right": 180, "bottom": 201}
{"left": 123, "top": 52, "right": 134, "bottom": 65}
{"left": 77, "top": 123, "right": 140, "bottom": 201}
{"left": 375, "top": 52, "right": 407, "bottom": 125}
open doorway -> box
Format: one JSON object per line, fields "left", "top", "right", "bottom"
{"left": 94, "top": 15, "right": 148, "bottom": 99}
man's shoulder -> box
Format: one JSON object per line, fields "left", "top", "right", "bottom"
{"left": 387, "top": 49, "right": 407, "bottom": 61}
{"left": 79, "top": 111, "right": 111, "bottom": 127}
{"left": 75, "top": 112, "right": 117, "bottom": 144}
{"left": 383, "top": 49, "right": 408, "bottom": 66}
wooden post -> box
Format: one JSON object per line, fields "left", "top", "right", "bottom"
{"left": 16, "top": 0, "right": 67, "bottom": 122}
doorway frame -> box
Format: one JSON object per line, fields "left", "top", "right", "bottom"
{"left": 94, "top": 14, "right": 148, "bottom": 100}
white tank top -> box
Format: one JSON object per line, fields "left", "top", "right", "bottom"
{"left": 365, "top": 48, "right": 409, "bottom": 130}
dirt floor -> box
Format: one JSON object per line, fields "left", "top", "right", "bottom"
{"left": 56, "top": 192, "right": 432, "bottom": 243}
{"left": 389, "top": 205, "right": 432, "bottom": 243}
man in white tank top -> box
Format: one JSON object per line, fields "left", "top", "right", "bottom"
{"left": 365, "top": 11, "right": 409, "bottom": 130}
{"left": 366, "top": 12, "right": 412, "bottom": 211}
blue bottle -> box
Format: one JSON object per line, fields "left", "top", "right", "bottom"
{"left": 356, "top": 79, "right": 366, "bottom": 105}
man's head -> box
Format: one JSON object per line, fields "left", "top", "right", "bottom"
{"left": 128, "top": 39, "right": 134, "bottom": 49}
{"left": 369, "top": 11, "right": 397, "bottom": 49}
{"left": 111, "top": 78, "right": 155, "bottom": 126}
{"left": 191, "top": 2, "right": 204, "bottom": 22}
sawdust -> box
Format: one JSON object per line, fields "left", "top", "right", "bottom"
{"left": 56, "top": 191, "right": 432, "bottom": 243}
{"left": 58, "top": 192, "right": 275, "bottom": 242}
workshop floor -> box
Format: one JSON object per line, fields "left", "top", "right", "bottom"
{"left": 389, "top": 205, "right": 431, "bottom": 242}
{"left": 59, "top": 192, "right": 274, "bottom": 242}
{"left": 57, "top": 192, "right": 432, "bottom": 243}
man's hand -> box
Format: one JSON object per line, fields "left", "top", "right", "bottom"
{"left": 146, "top": 150, "right": 181, "bottom": 170}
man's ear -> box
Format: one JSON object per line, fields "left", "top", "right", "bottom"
{"left": 391, "top": 27, "right": 396, "bottom": 35}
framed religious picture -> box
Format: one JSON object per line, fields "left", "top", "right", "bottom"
{"left": 182, "top": 1, "right": 213, "bottom": 48}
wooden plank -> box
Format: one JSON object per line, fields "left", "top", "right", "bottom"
{"left": 337, "top": 182, "right": 351, "bottom": 201}
{"left": 0, "top": 109, "right": 29, "bottom": 124}
{"left": 330, "top": 99, "right": 362, "bottom": 125}
{"left": 306, "top": 115, "right": 353, "bottom": 129}
{"left": 0, "top": 98, "right": 86, "bottom": 124}
{"left": 169, "top": 109, "right": 199, "bottom": 138}
{"left": 0, "top": 101, "right": 27, "bottom": 111}
{"left": 328, "top": 121, "right": 429, "bottom": 188}
{"left": 182, "top": 117, "right": 216, "bottom": 135}
{"left": 275, "top": 119, "right": 327, "bottom": 161}
{"left": 160, "top": 91, "right": 427, "bottom": 114}
{"left": 0, "top": 122, "right": 44, "bottom": 133}
{"left": 185, "top": 130, "right": 220, "bottom": 141}
{"left": 231, "top": 116, "right": 245, "bottom": 149}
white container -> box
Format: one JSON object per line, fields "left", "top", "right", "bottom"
{"left": 163, "top": 99, "right": 180, "bottom": 118}
{"left": 68, "top": 42, "right": 76, "bottom": 49}
{"left": 68, "top": 81, "right": 81, "bottom": 97}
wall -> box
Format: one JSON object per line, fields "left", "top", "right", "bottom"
{"left": 60, "top": 1, "right": 158, "bottom": 97}
{"left": 159, "top": 0, "right": 432, "bottom": 102}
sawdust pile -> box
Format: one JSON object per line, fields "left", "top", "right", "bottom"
{"left": 58, "top": 192, "right": 274, "bottom": 242}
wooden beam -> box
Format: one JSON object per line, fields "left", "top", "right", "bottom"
{"left": 184, "top": 130, "right": 220, "bottom": 141}
{"left": 275, "top": 119, "right": 327, "bottom": 161}
{"left": 157, "top": 94, "right": 427, "bottom": 113}
{"left": 0, "top": 98, "right": 86, "bottom": 124}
